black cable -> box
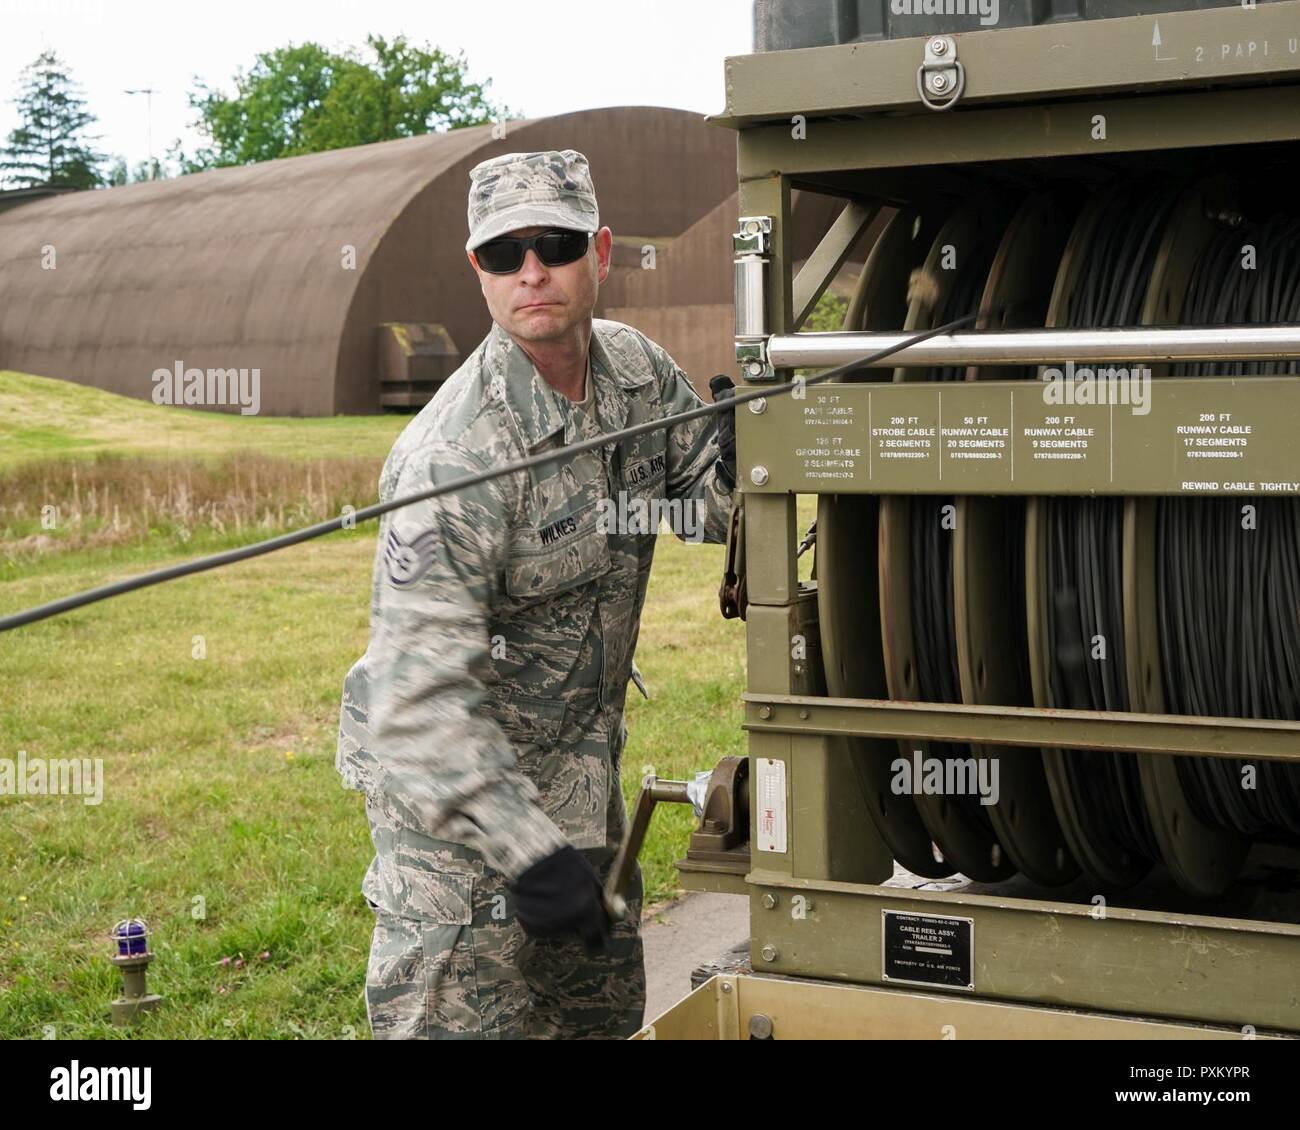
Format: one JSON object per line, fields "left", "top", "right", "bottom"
{"left": 0, "top": 311, "right": 979, "bottom": 634}
{"left": 909, "top": 225, "right": 1004, "bottom": 837}
{"left": 1159, "top": 208, "right": 1300, "bottom": 836}
{"left": 1046, "top": 186, "right": 1172, "bottom": 867}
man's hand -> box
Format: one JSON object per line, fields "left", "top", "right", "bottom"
{"left": 709, "top": 374, "right": 737, "bottom": 490}
{"left": 510, "top": 844, "right": 611, "bottom": 953}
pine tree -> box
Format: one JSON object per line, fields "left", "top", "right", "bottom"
{"left": 0, "top": 49, "right": 106, "bottom": 189}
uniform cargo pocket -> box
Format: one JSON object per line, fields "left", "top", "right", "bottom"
{"left": 365, "top": 910, "right": 485, "bottom": 1038}
{"left": 391, "top": 828, "right": 477, "bottom": 924}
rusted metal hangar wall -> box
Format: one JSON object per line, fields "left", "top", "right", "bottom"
{"left": 0, "top": 107, "right": 736, "bottom": 416}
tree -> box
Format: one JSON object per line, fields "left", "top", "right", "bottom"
{"left": 0, "top": 49, "right": 106, "bottom": 189}
{"left": 180, "top": 35, "right": 516, "bottom": 169}
{"left": 105, "top": 155, "right": 168, "bottom": 186}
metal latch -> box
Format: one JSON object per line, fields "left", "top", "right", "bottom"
{"left": 917, "top": 35, "right": 964, "bottom": 112}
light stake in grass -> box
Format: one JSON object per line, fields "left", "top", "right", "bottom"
{"left": 109, "top": 918, "right": 162, "bottom": 1026}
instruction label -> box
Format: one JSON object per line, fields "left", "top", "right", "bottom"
{"left": 744, "top": 378, "right": 1300, "bottom": 494}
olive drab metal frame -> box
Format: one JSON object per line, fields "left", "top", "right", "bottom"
{"left": 661, "top": 3, "right": 1300, "bottom": 1037}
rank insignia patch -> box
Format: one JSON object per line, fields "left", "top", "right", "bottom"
{"left": 384, "top": 527, "right": 439, "bottom": 587}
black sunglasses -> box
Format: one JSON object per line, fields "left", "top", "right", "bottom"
{"left": 475, "top": 229, "right": 592, "bottom": 274}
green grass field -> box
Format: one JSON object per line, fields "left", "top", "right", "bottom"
{"left": 0, "top": 371, "right": 407, "bottom": 469}
{"left": 0, "top": 369, "right": 810, "bottom": 1039}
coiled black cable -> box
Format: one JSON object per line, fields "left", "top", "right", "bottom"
{"left": 1045, "top": 186, "right": 1171, "bottom": 865}
{"left": 1176, "top": 216, "right": 1300, "bottom": 377}
{"left": 1160, "top": 209, "right": 1300, "bottom": 836}
{"left": 909, "top": 229, "right": 1002, "bottom": 834}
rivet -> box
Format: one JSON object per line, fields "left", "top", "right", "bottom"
{"left": 760, "top": 944, "right": 778, "bottom": 962}
{"left": 748, "top": 397, "right": 767, "bottom": 415}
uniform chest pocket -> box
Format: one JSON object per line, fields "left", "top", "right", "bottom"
{"left": 505, "top": 499, "right": 611, "bottom": 598}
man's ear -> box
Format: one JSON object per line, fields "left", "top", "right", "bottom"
{"left": 466, "top": 250, "right": 478, "bottom": 271}
{"left": 595, "top": 227, "right": 613, "bottom": 283}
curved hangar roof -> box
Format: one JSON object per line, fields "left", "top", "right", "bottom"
{"left": 0, "top": 107, "right": 736, "bottom": 415}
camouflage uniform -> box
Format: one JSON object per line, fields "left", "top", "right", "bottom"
{"left": 337, "top": 316, "right": 734, "bottom": 1039}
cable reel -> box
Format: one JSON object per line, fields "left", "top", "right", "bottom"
{"left": 815, "top": 173, "right": 1300, "bottom": 898}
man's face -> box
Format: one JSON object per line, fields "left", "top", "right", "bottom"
{"left": 467, "top": 225, "right": 613, "bottom": 343}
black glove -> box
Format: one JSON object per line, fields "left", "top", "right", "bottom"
{"left": 510, "top": 845, "right": 611, "bottom": 953}
{"left": 709, "top": 374, "right": 737, "bottom": 491}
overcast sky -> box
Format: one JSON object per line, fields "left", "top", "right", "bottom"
{"left": 0, "top": 0, "right": 756, "bottom": 173}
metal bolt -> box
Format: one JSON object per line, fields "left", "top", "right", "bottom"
{"left": 720, "top": 981, "right": 733, "bottom": 994}
{"left": 746, "top": 360, "right": 765, "bottom": 378}
{"left": 758, "top": 705, "right": 772, "bottom": 719}
{"left": 750, "top": 465, "right": 770, "bottom": 486}
{"left": 748, "top": 397, "right": 767, "bottom": 415}
{"left": 930, "top": 36, "right": 948, "bottom": 56}
{"left": 761, "top": 893, "right": 777, "bottom": 910}
{"left": 798, "top": 708, "right": 809, "bottom": 719}
{"left": 930, "top": 73, "right": 949, "bottom": 93}
{"left": 760, "top": 944, "right": 778, "bottom": 962}
{"left": 748, "top": 1013, "right": 775, "bottom": 1040}
{"left": 745, "top": 219, "right": 761, "bottom": 235}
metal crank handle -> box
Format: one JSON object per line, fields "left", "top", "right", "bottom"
{"left": 603, "top": 774, "right": 694, "bottom": 922}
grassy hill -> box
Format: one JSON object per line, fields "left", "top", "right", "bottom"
{"left": 0, "top": 370, "right": 406, "bottom": 470}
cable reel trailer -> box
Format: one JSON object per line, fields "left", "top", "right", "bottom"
{"left": 637, "top": 0, "right": 1300, "bottom": 1039}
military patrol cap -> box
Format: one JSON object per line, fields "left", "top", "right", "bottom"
{"left": 465, "top": 149, "right": 600, "bottom": 252}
